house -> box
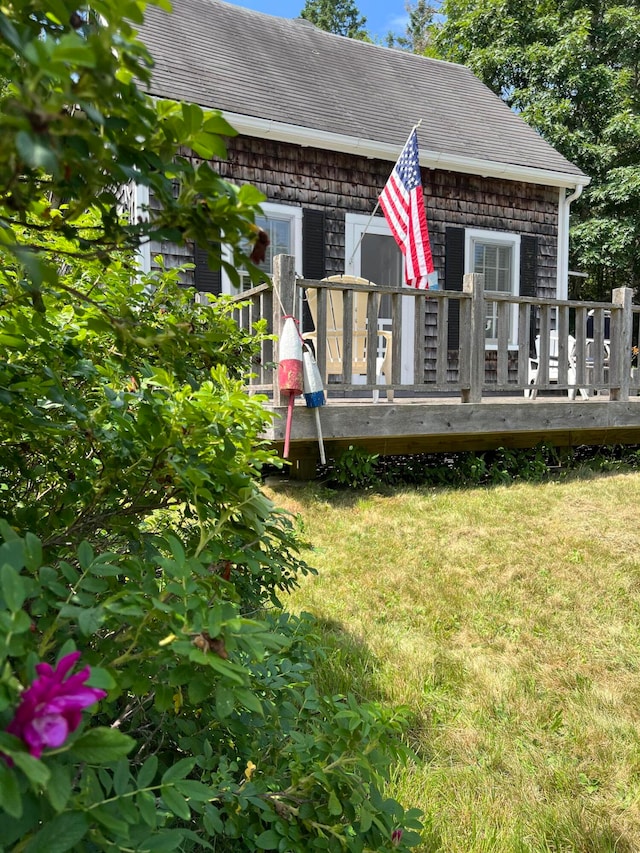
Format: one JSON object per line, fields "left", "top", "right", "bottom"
{"left": 132, "top": 0, "right": 640, "bottom": 477}
{"left": 138, "top": 0, "right": 590, "bottom": 383}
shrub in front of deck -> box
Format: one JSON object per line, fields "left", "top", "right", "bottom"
{"left": 0, "top": 255, "right": 422, "bottom": 852}
{"left": 0, "top": 0, "right": 423, "bottom": 846}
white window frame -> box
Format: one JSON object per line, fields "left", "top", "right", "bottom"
{"left": 464, "top": 228, "right": 521, "bottom": 348}
{"left": 221, "top": 202, "right": 302, "bottom": 295}
{"left": 344, "top": 212, "right": 415, "bottom": 383}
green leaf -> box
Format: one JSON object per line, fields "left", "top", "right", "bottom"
{"left": 78, "top": 606, "right": 104, "bottom": 636}
{"left": 215, "top": 683, "right": 235, "bottom": 719}
{"left": 254, "top": 829, "right": 281, "bottom": 850}
{"left": 91, "top": 804, "right": 130, "bottom": 836}
{"left": 23, "top": 533, "right": 42, "bottom": 572}
{"left": 70, "top": 727, "right": 135, "bottom": 764}
{"left": 1, "top": 563, "right": 25, "bottom": 611}
{"left": 77, "top": 540, "right": 94, "bottom": 570}
{"left": 50, "top": 33, "right": 97, "bottom": 67}
{"left": 0, "top": 521, "right": 19, "bottom": 542}
{"left": 138, "top": 830, "right": 191, "bottom": 852}
{"left": 328, "top": 791, "right": 343, "bottom": 816}
{"left": 46, "top": 763, "right": 72, "bottom": 812}
{"left": 85, "top": 667, "right": 116, "bottom": 691}
{"left": 174, "top": 779, "right": 212, "bottom": 801}
{"left": 161, "top": 757, "right": 196, "bottom": 784}
{"left": 239, "top": 184, "right": 267, "bottom": 205}
{"left": 161, "top": 784, "right": 191, "bottom": 820}
{"left": 113, "top": 758, "right": 130, "bottom": 796}
{"left": 12, "top": 752, "right": 51, "bottom": 788}
{"left": 137, "top": 754, "right": 159, "bottom": 788}
{"left": 137, "top": 789, "right": 158, "bottom": 827}
{"left": 24, "top": 811, "right": 89, "bottom": 853}
{"left": 359, "top": 803, "right": 373, "bottom": 833}
{"left": 0, "top": 762, "right": 22, "bottom": 818}
{"left": 235, "top": 687, "right": 264, "bottom": 716}
{"left": 15, "top": 132, "right": 58, "bottom": 174}
{"left": 188, "top": 677, "right": 212, "bottom": 704}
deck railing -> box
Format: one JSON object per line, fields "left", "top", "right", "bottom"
{"left": 231, "top": 254, "right": 639, "bottom": 404}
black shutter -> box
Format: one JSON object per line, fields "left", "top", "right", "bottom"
{"left": 445, "top": 227, "right": 465, "bottom": 350}
{"left": 302, "top": 208, "right": 325, "bottom": 332}
{"left": 520, "top": 235, "right": 538, "bottom": 354}
{"left": 193, "top": 244, "right": 222, "bottom": 295}
{"left": 302, "top": 209, "right": 325, "bottom": 278}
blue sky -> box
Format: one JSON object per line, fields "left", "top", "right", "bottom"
{"left": 222, "top": 1, "right": 409, "bottom": 41}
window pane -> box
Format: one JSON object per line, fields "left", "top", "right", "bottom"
{"left": 473, "top": 239, "right": 514, "bottom": 340}
{"left": 361, "top": 233, "right": 403, "bottom": 287}
{"left": 239, "top": 214, "right": 292, "bottom": 291}
{"left": 473, "top": 240, "right": 512, "bottom": 294}
{"left": 361, "top": 233, "right": 402, "bottom": 320}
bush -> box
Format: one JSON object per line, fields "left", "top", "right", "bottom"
{"left": 0, "top": 1, "right": 423, "bottom": 844}
{"left": 0, "top": 266, "right": 422, "bottom": 851}
{"left": 321, "top": 443, "right": 640, "bottom": 490}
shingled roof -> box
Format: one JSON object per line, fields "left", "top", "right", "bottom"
{"left": 139, "top": 0, "right": 589, "bottom": 188}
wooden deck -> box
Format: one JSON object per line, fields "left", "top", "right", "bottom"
{"left": 231, "top": 255, "right": 640, "bottom": 477}
{"left": 264, "top": 393, "right": 640, "bottom": 477}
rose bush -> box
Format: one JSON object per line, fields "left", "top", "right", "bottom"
{"left": 0, "top": 0, "right": 424, "bottom": 848}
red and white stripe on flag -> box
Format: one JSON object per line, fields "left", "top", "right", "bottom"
{"left": 379, "top": 129, "right": 436, "bottom": 290}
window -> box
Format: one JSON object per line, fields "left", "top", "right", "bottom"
{"left": 465, "top": 229, "right": 520, "bottom": 345}
{"left": 222, "top": 202, "right": 302, "bottom": 294}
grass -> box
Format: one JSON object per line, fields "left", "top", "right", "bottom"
{"left": 268, "top": 469, "right": 640, "bottom": 852}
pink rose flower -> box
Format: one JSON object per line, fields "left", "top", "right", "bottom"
{"left": 6, "top": 652, "right": 106, "bottom": 758}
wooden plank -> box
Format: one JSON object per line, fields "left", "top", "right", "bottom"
{"left": 392, "top": 291, "right": 403, "bottom": 385}
{"left": 537, "top": 306, "right": 550, "bottom": 386}
{"left": 557, "top": 304, "right": 569, "bottom": 386}
{"left": 366, "top": 290, "right": 378, "bottom": 385}
{"left": 436, "top": 297, "right": 447, "bottom": 386}
{"left": 463, "top": 273, "right": 485, "bottom": 403}
{"left": 611, "top": 287, "right": 633, "bottom": 401}
{"left": 496, "top": 300, "right": 509, "bottom": 386}
{"left": 574, "top": 306, "right": 587, "bottom": 387}
{"left": 517, "top": 303, "right": 530, "bottom": 390}
{"left": 265, "top": 398, "right": 640, "bottom": 443}
{"left": 316, "top": 287, "right": 327, "bottom": 381}
{"left": 342, "top": 289, "right": 353, "bottom": 385}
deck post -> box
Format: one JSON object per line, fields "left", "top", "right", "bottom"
{"left": 610, "top": 286, "right": 633, "bottom": 401}
{"left": 461, "top": 273, "right": 485, "bottom": 403}
{"left": 272, "top": 254, "right": 298, "bottom": 405}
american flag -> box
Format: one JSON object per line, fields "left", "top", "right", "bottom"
{"left": 379, "top": 129, "right": 437, "bottom": 290}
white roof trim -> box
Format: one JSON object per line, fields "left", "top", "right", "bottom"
{"left": 225, "top": 111, "right": 591, "bottom": 190}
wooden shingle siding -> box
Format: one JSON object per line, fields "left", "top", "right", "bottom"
{"left": 214, "top": 135, "right": 557, "bottom": 295}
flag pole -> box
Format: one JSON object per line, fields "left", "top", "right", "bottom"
{"left": 347, "top": 119, "right": 423, "bottom": 270}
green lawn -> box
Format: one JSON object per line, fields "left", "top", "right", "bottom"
{"left": 271, "top": 470, "right": 640, "bottom": 852}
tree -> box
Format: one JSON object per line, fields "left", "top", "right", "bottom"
{"left": 0, "top": 0, "right": 265, "bottom": 294}
{"left": 300, "top": 0, "right": 368, "bottom": 39}
{"left": 0, "top": 0, "right": 424, "bottom": 849}
{"left": 433, "top": 0, "right": 640, "bottom": 300}
{"left": 386, "top": 1, "right": 440, "bottom": 55}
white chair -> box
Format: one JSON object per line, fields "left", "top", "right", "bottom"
{"left": 584, "top": 338, "right": 611, "bottom": 394}
{"left": 525, "top": 333, "right": 588, "bottom": 400}
{"left": 303, "top": 275, "right": 393, "bottom": 403}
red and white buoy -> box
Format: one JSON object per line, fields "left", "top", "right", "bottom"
{"left": 303, "top": 345, "right": 326, "bottom": 465}
{"left": 278, "top": 315, "right": 303, "bottom": 459}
